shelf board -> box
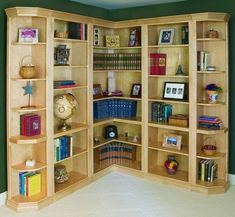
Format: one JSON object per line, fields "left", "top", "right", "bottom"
{"left": 54, "top": 37, "right": 87, "bottom": 43}
{"left": 12, "top": 105, "right": 46, "bottom": 113}
{"left": 10, "top": 191, "right": 47, "bottom": 203}
{"left": 12, "top": 162, "right": 47, "bottom": 172}
{"left": 197, "top": 38, "right": 225, "bottom": 41}
{"left": 12, "top": 42, "right": 46, "bottom": 45}
{"left": 197, "top": 100, "right": 225, "bottom": 106}
{"left": 93, "top": 46, "right": 141, "bottom": 50}
{"left": 93, "top": 134, "right": 142, "bottom": 149}
{"left": 9, "top": 135, "right": 46, "bottom": 145}
{"left": 93, "top": 117, "right": 142, "bottom": 127}
{"left": 11, "top": 78, "right": 46, "bottom": 82}
{"left": 197, "top": 127, "right": 228, "bottom": 135}
{"left": 54, "top": 85, "right": 87, "bottom": 91}
{"left": 148, "top": 98, "right": 189, "bottom": 104}
{"left": 148, "top": 122, "right": 189, "bottom": 132}
{"left": 148, "top": 74, "right": 189, "bottom": 78}
{"left": 93, "top": 70, "right": 141, "bottom": 73}
{"left": 148, "top": 44, "right": 189, "bottom": 48}
{"left": 148, "top": 165, "right": 188, "bottom": 182}
{"left": 93, "top": 95, "right": 142, "bottom": 102}
{"left": 54, "top": 65, "right": 88, "bottom": 68}
{"left": 149, "top": 142, "right": 188, "bottom": 156}
{"left": 196, "top": 179, "right": 227, "bottom": 188}
{"left": 197, "top": 70, "right": 226, "bottom": 74}
{"left": 197, "top": 151, "right": 225, "bottom": 160}
{"left": 55, "top": 148, "right": 88, "bottom": 164}
{"left": 54, "top": 122, "right": 88, "bottom": 138}
{"left": 55, "top": 171, "right": 88, "bottom": 193}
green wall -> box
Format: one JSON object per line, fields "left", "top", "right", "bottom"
{"left": 0, "top": 0, "right": 234, "bottom": 193}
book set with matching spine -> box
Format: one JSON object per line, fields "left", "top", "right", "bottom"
{"left": 20, "top": 113, "right": 41, "bottom": 136}
{"left": 151, "top": 102, "right": 172, "bottom": 123}
{"left": 198, "top": 159, "right": 218, "bottom": 182}
{"left": 54, "top": 136, "right": 73, "bottom": 162}
{"left": 93, "top": 99, "right": 137, "bottom": 120}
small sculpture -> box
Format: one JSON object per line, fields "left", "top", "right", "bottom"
{"left": 175, "top": 64, "right": 184, "bottom": 76}
{"left": 54, "top": 45, "right": 70, "bottom": 66}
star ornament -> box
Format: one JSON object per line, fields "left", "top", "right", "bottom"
{"left": 22, "top": 81, "right": 34, "bottom": 96}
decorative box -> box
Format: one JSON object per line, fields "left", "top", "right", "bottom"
{"left": 169, "top": 114, "right": 189, "bottom": 127}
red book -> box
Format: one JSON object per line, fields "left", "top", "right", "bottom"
{"left": 149, "top": 53, "right": 166, "bottom": 75}
{"left": 21, "top": 114, "right": 41, "bottom": 136}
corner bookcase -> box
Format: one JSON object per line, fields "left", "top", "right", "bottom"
{"left": 6, "top": 7, "right": 229, "bottom": 211}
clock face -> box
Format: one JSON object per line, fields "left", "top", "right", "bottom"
{"left": 109, "top": 131, "right": 115, "bottom": 138}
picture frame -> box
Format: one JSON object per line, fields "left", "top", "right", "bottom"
{"left": 105, "top": 35, "right": 120, "bottom": 48}
{"left": 18, "top": 28, "right": 38, "bottom": 43}
{"left": 163, "top": 82, "right": 187, "bottom": 100}
{"left": 162, "top": 134, "right": 182, "bottom": 150}
{"left": 130, "top": 83, "right": 141, "bottom": 98}
{"left": 129, "top": 27, "right": 141, "bottom": 47}
{"left": 93, "top": 27, "right": 100, "bottom": 46}
{"left": 158, "top": 28, "right": 175, "bottom": 45}
{"left": 93, "top": 84, "right": 103, "bottom": 99}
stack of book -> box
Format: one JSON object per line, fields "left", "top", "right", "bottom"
{"left": 93, "top": 99, "right": 137, "bottom": 120}
{"left": 20, "top": 113, "right": 41, "bottom": 136}
{"left": 93, "top": 53, "right": 141, "bottom": 70}
{"left": 54, "top": 136, "right": 73, "bottom": 161}
{"left": 151, "top": 102, "right": 172, "bottom": 123}
{"left": 19, "top": 172, "right": 41, "bottom": 197}
{"left": 54, "top": 80, "right": 77, "bottom": 89}
{"left": 197, "top": 51, "right": 210, "bottom": 71}
{"left": 99, "top": 142, "right": 136, "bottom": 168}
{"left": 198, "top": 115, "right": 223, "bottom": 129}
{"left": 198, "top": 159, "right": 217, "bottom": 182}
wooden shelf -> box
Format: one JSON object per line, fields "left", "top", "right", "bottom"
{"left": 197, "top": 38, "right": 225, "bottom": 41}
{"left": 12, "top": 42, "right": 46, "bottom": 45}
{"left": 149, "top": 142, "right": 188, "bottom": 156}
{"left": 197, "top": 127, "right": 228, "bottom": 135}
{"left": 148, "top": 165, "right": 188, "bottom": 182}
{"left": 55, "top": 148, "right": 88, "bottom": 164}
{"left": 10, "top": 191, "right": 47, "bottom": 203}
{"left": 54, "top": 123, "right": 88, "bottom": 138}
{"left": 54, "top": 37, "right": 87, "bottom": 43}
{"left": 94, "top": 70, "right": 141, "bottom": 73}
{"left": 12, "top": 162, "right": 47, "bottom": 172}
{"left": 54, "top": 85, "right": 87, "bottom": 91}
{"left": 197, "top": 151, "right": 225, "bottom": 160}
{"left": 197, "top": 100, "right": 225, "bottom": 106}
{"left": 11, "top": 78, "right": 46, "bottom": 82}
{"left": 9, "top": 135, "right": 46, "bottom": 145}
{"left": 197, "top": 70, "right": 226, "bottom": 74}
{"left": 12, "top": 105, "right": 46, "bottom": 113}
{"left": 94, "top": 46, "right": 141, "bottom": 50}
{"left": 148, "top": 44, "right": 189, "bottom": 48}
{"left": 196, "top": 179, "right": 227, "bottom": 188}
{"left": 94, "top": 117, "right": 142, "bottom": 127}
{"left": 55, "top": 171, "right": 88, "bottom": 193}
{"left": 93, "top": 96, "right": 142, "bottom": 102}
{"left": 94, "top": 134, "right": 142, "bottom": 149}
{"left": 148, "top": 74, "right": 189, "bottom": 78}
{"left": 148, "top": 122, "right": 189, "bottom": 132}
{"left": 54, "top": 65, "right": 88, "bottom": 68}
{"left": 148, "top": 98, "right": 189, "bottom": 104}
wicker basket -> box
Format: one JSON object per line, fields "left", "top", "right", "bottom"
{"left": 55, "top": 31, "right": 68, "bottom": 39}
{"left": 207, "top": 29, "right": 219, "bottom": 38}
{"left": 202, "top": 137, "right": 217, "bottom": 156}
{"left": 19, "top": 55, "right": 36, "bottom": 79}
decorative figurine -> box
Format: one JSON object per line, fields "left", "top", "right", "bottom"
{"left": 21, "top": 81, "right": 36, "bottom": 108}
{"left": 54, "top": 44, "right": 70, "bottom": 66}
{"left": 175, "top": 64, "right": 185, "bottom": 76}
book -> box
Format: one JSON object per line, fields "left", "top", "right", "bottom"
{"left": 27, "top": 173, "right": 41, "bottom": 197}
{"left": 149, "top": 53, "right": 166, "bottom": 75}
{"left": 21, "top": 114, "right": 41, "bottom": 136}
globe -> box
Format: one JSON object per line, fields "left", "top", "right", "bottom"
{"left": 54, "top": 93, "right": 78, "bottom": 131}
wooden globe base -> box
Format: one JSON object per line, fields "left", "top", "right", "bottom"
{"left": 58, "top": 120, "right": 71, "bottom": 131}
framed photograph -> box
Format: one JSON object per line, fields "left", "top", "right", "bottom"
{"left": 93, "top": 27, "right": 100, "bottom": 46}
{"left": 18, "top": 28, "right": 38, "bottom": 43}
{"left": 163, "top": 82, "right": 187, "bottom": 100}
{"left": 130, "top": 84, "right": 141, "bottom": 98}
{"left": 162, "top": 134, "right": 182, "bottom": 150}
{"left": 129, "top": 27, "right": 141, "bottom": 47}
{"left": 93, "top": 84, "right": 103, "bottom": 99}
{"left": 106, "top": 35, "right": 120, "bottom": 48}
{"left": 158, "top": 28, "right": 175, "bottom": 45}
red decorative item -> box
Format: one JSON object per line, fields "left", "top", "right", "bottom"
{"left": 150, "top": 53, "right": 166, "bottom": 75}
{"left": 164, "top": 158, "right": 178, "bottom": 175}
{"left": 20, "top": 113, "right": 41, "bottom": 136}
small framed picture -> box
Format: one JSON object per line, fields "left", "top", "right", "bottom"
{"left": 93, "top": 27, "right": 99, "bottom": 46}
{"left": 130, "top": 84, "right": 141, "bottom": 98}
{"left": 129, "top": 27, "right": 141, "bottom": 47}
{"left": 162, "top": 134, "right": 182, "bottom": 150}
{"left": 93, "top": 84, "right": 103, "bottom": 99}
{"left": 18, "top": 28, "right": 38, "bottom": 43}
{"left": 163, "top": 82, "right": 187, "bottom": 100}
{"left": 106, "top": 35, "right": 120, "bottom": 48}
{"left": 158, "top": 28, "right": 175, "bottom": 45}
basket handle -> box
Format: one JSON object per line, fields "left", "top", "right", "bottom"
{"left": 20, "top": 55, "right": 34, "bottom": 67}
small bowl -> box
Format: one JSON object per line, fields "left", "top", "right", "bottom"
{"left": 202, "top": 144, "right": 217, "bottom": 156}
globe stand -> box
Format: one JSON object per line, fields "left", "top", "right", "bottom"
{"left": 58, "top": 119, "right": 71, "bottom": 131}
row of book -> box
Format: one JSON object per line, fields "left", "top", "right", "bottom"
{"left": 54, "top": 136, "right": 73, "bottom": 162}
{"left": 93, "top": 53, "right": 141, "bottom": 70}
{"left": 198, "top": 115, "right": 223, "bottom": 130}
{"left": 197, "top": 51, "right": 210, "bottom": 71}
{"left": 20, "top": 113, "right": 41, "bottom": 136}
{"left": 151, "top": 102, "right": 172, "bottom": 123}
{"left": 93, "top": 99, "right": 137, "bottom": 120}
{"left": 99, "top": 142, "right": 136, "bottom": 168}
{"left": 198, "top": 159, "right": 218, "bottom": 182}
{"left": 54, "top": 80, "right": 77, "bottom": 89}
{"left": 19, "top": 172, "right": 41, "bottom": 197}
{"left": 68, "top": 22, "right": 87, "bottom": 40}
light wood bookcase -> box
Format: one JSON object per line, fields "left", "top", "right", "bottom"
{"left": 6, "top": 7, "right": 229, "bottom": 211}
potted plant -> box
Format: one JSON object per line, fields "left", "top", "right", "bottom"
{"left": 205, "top": 83, "right": 223, "bottom": 103}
